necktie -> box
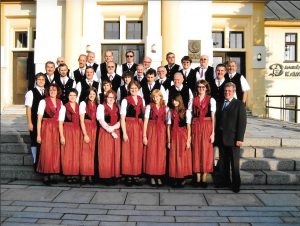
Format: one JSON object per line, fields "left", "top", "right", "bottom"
{"left": 230, "top": 74, "right": 233, "bottom": 79}
{"left": 81, "top": 69, "right": 84, "bottom": 76}
{"left": 62, "top": 79, "right": 66, "bottom": 86}
{"left": 217, "top": 80, "right": 221, "bottom": 87}
{"left": 160, "top": 80, "right": 163, "bottom": 85}
{"left": 128, "top": 64, "right": 131, "bottom": 69}
{"left": 149, "top": 85, "right": 152, "bottom": 90}
{"left": 88, "top": 81, "right": 92, "bottom": 87}
{"left": 41, "top": 89, "right": 44, "bottom": 96}
{"left": 184, "top": 71, "right": 187, "bottom": 77}
{"left": 109, "top": 75, "right": 113, "bottom": 81}
{"left": 200, "top": 68, "right": 204, "bottom": 79}
{"left": 222, "top": 100, "right": 229, "bottom": 110}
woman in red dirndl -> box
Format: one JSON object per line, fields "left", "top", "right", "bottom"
{"left": 79, "top": 87, "right": 98, "bottom": 184}
{"left": 59, "top": 88, "right": 81, "bottom": 184}
{"left": 97, "top": 90, "right": 121, "bottom": 185}
{"left": 143, "top": 89, "right": 168, "bottom": 186}
{"left": 167, "top": 94, "right": 192, "bottom": 188}
{"left": 120, "top": 80, "right": 144, "bottom": 186}
{"left": 36, "top": 84, "right": 63, "bottom": 185}
{"left": 192, "top": 80, "right": 216, "bottom": 187}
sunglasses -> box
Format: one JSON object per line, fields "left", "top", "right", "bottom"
{"left": 126, "top": 55, "right": 133, "bottom": 58}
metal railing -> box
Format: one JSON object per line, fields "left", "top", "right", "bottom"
{"left": 265, "top": 95, "right": 300, "bottom": 123}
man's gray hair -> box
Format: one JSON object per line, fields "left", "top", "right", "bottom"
{"left": 224, "top": 82, "right": 236, "bottom": 92}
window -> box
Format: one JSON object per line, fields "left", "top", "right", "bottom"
{"left": 104, "top": 22, "right": 120, "bottom": 39}
{"left": 15, "top": 31, "right": 28, "bottom": 48}
{"left": 212, "top": 32, "right": 224, "bottom": 48}
{"left": 229, "top": 31, "right": 244, "bottom": 48}
{"left": 126, "top": 21, "right": 142, "bottom": 39}
{"left": 285, "top": 33, "right": 297, "bottom": 61}
{"left": 32, "top": 30, "right": 36, "bottom": 48}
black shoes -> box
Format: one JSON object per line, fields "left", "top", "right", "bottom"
{"left": 133, "top": 177, "right": 143, "bottom": 186}
{"left": 43, "top": 175, "right": 51, "bottom": 186}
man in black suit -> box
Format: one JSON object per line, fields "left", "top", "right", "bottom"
{"left": 179, "top": 56, "right": 197, "bottom": 93}
{"left": 87, "top": 51, "right": 101, "bottom": 81}
{"left": 164, "top": 52, "right": 180, "bottom": 80}
{"left": 122, "top": 50, "right": 137, "bottom": 74}
{"left": 72, "top": 54, "right": 87, "bottom": 84}
{"left": 157, "top": 66, "right": 173, "bottom": 91}
{"left": 101, "top": 61, "right": 122, "bottom": 93}
{"left": 100, "top": 50, "right": 117, "bottom": 78}
{"left": 215, "top": 82, "right": 247, "bottom": 193}
{"left": 194, "top": 55, "right": 215, "bottom": 84}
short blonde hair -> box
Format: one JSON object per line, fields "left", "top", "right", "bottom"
{"left": 150, "top": 89, "right": 165, "bottom": 106}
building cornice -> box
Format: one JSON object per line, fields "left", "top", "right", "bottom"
{"left": 265, "top": 20, "right": 300, "bottom": 27}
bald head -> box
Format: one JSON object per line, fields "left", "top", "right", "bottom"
{"left": 173, "top": 72, "right": 184, "bottom": 87}
{"left": 200, "top": 55, "right": 209, "bottom": 68}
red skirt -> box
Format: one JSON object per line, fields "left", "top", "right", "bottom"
{"left": 61, "top": 122, "right": 81, "bottom": 175}
{"left": 37, "top": 119, "right": 60, "bottom": 174}
{"left": 192, "top": 118, "right": 214, "bottom": 173}
{"left": 122, "top": 118, "right": 143, "bottom": 176}
{"left": 80, "top": 120, "right": 96, "bottom": 176}
{"left": 143, "top": 120, "right": 166, "bottom": 175}
{"left": 169, "top": 126, "right": 192, "bottom": 178}
{"left": 98, "top": 128, "right": 121, "bottom": 178}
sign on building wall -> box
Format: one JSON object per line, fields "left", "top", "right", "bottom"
{"left": 188, "top": 40, "right": 201, "bottom": 61}
{"left": 267, "top": 63, "right": 300, "bottom": 78}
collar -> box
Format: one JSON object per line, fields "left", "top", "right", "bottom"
{"left": 229, "top": 72, "right": 237, "bottom": 77}
{"left": 175, "top": 84, "right": 183, "bottom": 91}
{"left": 86, "top": 79, "right": 93, "bottom": 83}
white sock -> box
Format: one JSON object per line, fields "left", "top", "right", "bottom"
{"left": 31, "top": 147, "right": 37, "bottom": 163}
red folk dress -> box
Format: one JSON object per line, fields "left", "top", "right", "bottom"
{"left": 98, "top": 103, "right": 121, "bottom": 178}
{"left": 143, "top": 104, "right": 167, "bottom": 176}
{"left": 169, "top": 110, "right": 192, "bottom": 179}
{"left": 121, "top": 96, "right": 144, "bottom": 176}
{"left": 192, "top": 95, "right": 214, "bottom": 173}
{"left": 80, "top": 101, "right": 97, "bottom": 176}
{"left": 61, "top": 102, "right": 81, "bottom": 176}
{"left": 37, "top": 97, "right": 61, "bottom": 174}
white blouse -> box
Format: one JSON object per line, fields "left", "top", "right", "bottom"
{"left": 144, "top": 104, "right": 169, "bottom": 121}
{"left": 37, "top": 99, "right": 65, "bottom": 120}
{"left": 167, "top": 109, "right": 192, "bottom": 125}
{"left": 120, "top": 98, "right": 145, "bottom": 116}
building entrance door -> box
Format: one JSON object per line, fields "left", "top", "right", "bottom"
{"left": 213, "top": 52, "right": 246, "bottom": 77}
{"left": 101, "top": 44, "right": 144, "bottom": 65}
{"left": 13, "top": 51, "right": 35, "bottom": 104}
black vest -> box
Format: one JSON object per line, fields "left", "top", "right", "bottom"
{"left": 79, "top": 81, "right": 99, "bottom": 103}
{"left": 225, "top": 73, "right": 243, "bottom": 101}
{"left": 180, "top": 69, "right": 197, "bottom": 94}
{"left": 31, "top": 88, "right": 45, "bottom": 123}
{"left": 122, "top": 63, "right": 137, "bottom": 74}
{"left": 44, "top": 74, "right": 55, "bottom": 88}
{"left": 100, "top": 62, "right": 117, "bottom": 78}
{"left": 120, "top": 85, "right": 129, "bottom": 102}
{"left": 55, "top": 77, "right": 75, "bottom": 104}
{"left": 73, "top": 69, "right": 86, "bottom": 84}
{"left": 210, "top": 78, "right": 230, "bottom": 106}
{"left": 126, "top": 103, "right": 143, "bottom": 118}
{"left": 165, "top": 64, "right": 180, "bottom": 80}
{"left": 168, "top": 85, "right": 190, "bottom": 109}
{"left": 160, "top": 78, "right": 172, "bottom": 91}
{"left": 134, "top": 76, "right": 147, "bottom": 87}
{"left": 101, "top": 74, "right": 122, "bottom": 92}
{"left": 141, "top": 83, "right": 161, "bottom": 105}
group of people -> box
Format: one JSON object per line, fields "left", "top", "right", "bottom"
{"left": 25, "top": 50, "right": 247, "bottom": 192}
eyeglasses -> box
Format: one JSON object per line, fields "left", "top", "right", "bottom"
{"left": 200, "top": 58, "right": 208, "bottom": 61}
{"left": 126, "top": 55, "right": 133, "bottom": 58}
{"left": 107, "top": 96, "right": 115, "bottom": 99}
{"left": 107, "top": 66, "right": 115, "bottom": 68}
{"left": 197, "top": 85, "right": 206, "bottom": 89}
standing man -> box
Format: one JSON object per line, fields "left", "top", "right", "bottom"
{"left": 194, "top": 55, "right": 214, "bottom": 84}
{"left": 143, "top": 56, "right": 154, "bottom": 74}
{"left": 179, "top": 56, "right": 197, "bottom": 93}
{"left": 122, "top": 50, "right": 138, "bottom": 74}
{"left": 102, "top": 61, "right": 122, "bottom": 93}
{"left": 54, "top": 57, "right": 70, "bottom": 79}
{"left": 225, "top": 60, "right": 250, "bottom": 105}
{"left": 164, "top": 52, "right": 180, "bottom": 80}
{"left": 100, "top": 50, "right": 117, "bottom": 78}
{"left": 215, "top": 82, "right": 247, "bottom": 193}
{"left": 134, "top": 64, "right": 147, "bottom": 87}
{"left": 72, "top": 54, "right": 87, "bottom": 84}
{"left": 157, "top": 66, "right": 173, "bottom": 91}
{"left": 44, "top": 61, "right": 56, "bottom": 88}
{"left": 87, "top": 51, "right": 101, "bottom": 82}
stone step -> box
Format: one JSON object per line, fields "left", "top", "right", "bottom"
{"left": 0, "top": 143, "right": 30, "bottom": 154}
{"left": 240, "top": 157, "right": 295, "bottom": 171}
{"left": 263, "top": 170, "right": 300, "bottom": 185}
{"left": 0, "top": 166, "right": 41, "bottom": 180}
{"left": 215, "top": 147, "right": 255, "bottom": 158}
{"left": 0, "top": 133, "right": 31, "bottom": 143}
{"left": 0, "top": 153, "right": 33, "bottom": 166}
{"left": 255, "top": 147, "right": 300, "bottom": 158}
{"left": 1, "top": 105, "right": 26, "bottom": 115}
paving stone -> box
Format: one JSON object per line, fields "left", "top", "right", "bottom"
{"left": 219, "top": 224, "right": 251, "bottom": 226}
{"left": 240, "top": 158, "right": 295, "bottom": 171}
{"left": 282, "top": 138, "right": 300, "bottom": 147}
{"left": 24, "top": 207, "right": 52, "bottom": 212}
{"left": 125, "top": 192, "right": 159, "bottom": 205}
{"left": 108, "top": 209, "right": 164, "bottom": 216}
{"left": 1, "top": 188, "right": 61, "bottom": 202}
{"left": 1, "top": 185, "right": 28, "bottom": 189}
{"left": 62, "top": 214, "right": 86, "bottom": 220}
{"left": 243, "top": 137, "right": 281, "bottom": 147}
{"left": 240, "top": 171, "right": 267, "bottom": 184}
{"left": 53, "top": 190, "right": 95, "bottom": 203}
{"left": 295, "top": 159, "right": 300, "bottom": 171}
{"left": 61, "top": 220, "right": 99, "bottom": 225}
{"left": 120, "top": 188, "right": 169, "bottom": 193}
{"left": 281, "top": 217, "right": 300, "bottom": 223}
{"left": 101, "top": 223, "right": 136, "bottom": 226}
{"left": 138, "top": 223, "right": 218, "bottom": 226}
{"left": 166, "top": 210, "right": 218, "bottom": 216}
{"left": 86, "top": 214, "right": 127, "bottom": 221}
{"left": 245, "top": 207, "right": 299, "bottom": 211}
{"left": 12, "top": 201, "right": 78, "bottom": 208}
{"left": 128, "top": 215, "right": 175, "bottom": 222}
{"left": 1, "top": 201, "right": 13, "bottom": 205}
{"left": 205, "top": 194, "right": 263, "bottom": 206}
{"left": 176, "top": 206, "right": 246, "bottom": 211}
{"left": 79, "top": 203, "right": 135, "bottom": 210}
{"left": 255, "top": 147, "right": 300, "bottom": 158}
{"left": 169, "top": 188, "right": 216, "bottom": 193}
{"left": 91, "top": 191, "right": 127, "bottom": 204}
{"left": 136, "top": 205, "right": 175, "bottom": 210}
{"left": 12, "top": 211, "right": 63, "bottom": 219}
{"left": 0, "top": 154, "right": 24, "bottom": 166}
{"left": 5, "top": 217, "right": 37, "bottom": 223}
{"left": 256, "top": 194, "right": 300, "bottom": 206}
{"left": 36, "top": 219, "right": 62, "bottom": 224}
{"left": 1, "top": 205, "right": 25, "bottom": 211}
{"left": 51, "top": 207, "right": 107, "bottom": 215}
{"left": 290, "top": 212, "right": 300, "bottom": 217}
{"left": 216, "top": 189, "right": 265, "bottom": 194}
{"left": 218, "top": 210, "right": 291, "bottom": 217}
{"left": 251, "top": 223, "right": 300, "bottom": 226}
{"left": 264, "top": 171, "right": 300, "bottom": 184}
{"left": 228, "top": 216, "right": 283, "bottom": 223}
{"left": 160, "top": 193, "right": 207, "bottom": 206}
{"left": 2, "top": 223, "right": 57, "bottom": 226}
{"left": 175, "top": 216, "right": 228, "bottom": 223}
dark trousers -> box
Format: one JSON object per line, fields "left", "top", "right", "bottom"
{"left": 218, "top": 145, "right": 241, "bottom": 189}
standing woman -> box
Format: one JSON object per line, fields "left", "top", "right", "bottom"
{"left": 59, "top": 88, "right": 81, "bottom": 184}
{"left": 36, "top": 83, "right": 63, "bottom": 185}
{"left": 79, "top": 87, "right": 98, "bottom": 184}
{"left": 167, "top": 94, "right": 192, "bottom": 188}
{"left": 192, "top": 80, "right": 216, "bottom": 187}
{"left": 143, "top": 89, "right": 168, "bottom": 186}
{"left": 97, "top": 90, "right": 121, "bottom": 185}
{"left": 120, "top": 80, "right": 145, "bottom": 186}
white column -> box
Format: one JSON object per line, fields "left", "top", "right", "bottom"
{"left": 35, "top": 0, "right": 62, "bottom": 72}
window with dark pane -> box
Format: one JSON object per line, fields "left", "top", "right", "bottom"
{"left": 285, "top": 33, "right": 297, "bottom": 62}
{"left": 15, "top": 31, "right": 28, "bottom": 48}
{"left": 126, "top": 21, "right": 142, "bottom": 39}
{"left": 104, "top": 22, "right": 120, "bottom": 39}
{"left": 212, "top": 31, "right": 224, "bottom": 48}
{"left": 229, "top": 31, "right": 244, "bottom": 48}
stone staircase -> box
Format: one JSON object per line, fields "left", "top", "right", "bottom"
{"left": 1, "top": 114, "right": 300, "bottom": 185}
